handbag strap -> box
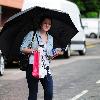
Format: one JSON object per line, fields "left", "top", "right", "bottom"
{"left": 30, "top": 30, "right": 39, "bottom": 48}
{"left": 32, "top": 31, "right": 36, "bottom": 41}
{"left": 35, "top": 32, "right": 44, "bottom": 47}
{"left": 35, "top": 33, "right": 40, "bottom": 45}
{"left": 32, "top": 31, "right": 43, "bottom": 47}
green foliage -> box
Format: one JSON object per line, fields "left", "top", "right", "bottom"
{"left": 75, "top": 0, "right": 85, "bottom": 12}
{"left": 86, "top": 12, "right": 98, "bottom": 18}
{"left": 67, "top": 0, "right": 100, "bottom": 18}
{"left": 83, "top": 0, "right": 99, "bottom": 12}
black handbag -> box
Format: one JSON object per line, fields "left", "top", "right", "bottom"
{"left": 19, "top": 53, "right": 29, "bottom": 71}
{"left": 19, "top": 31, "right": 36, "bottom": 71}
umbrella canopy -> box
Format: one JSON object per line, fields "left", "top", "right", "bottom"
{"left": 0, "top": 6, "right": 78, "bottom": 60}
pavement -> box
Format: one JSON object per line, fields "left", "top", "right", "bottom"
{"left": 86, "top": 38, "right": 100, "bottom": 46}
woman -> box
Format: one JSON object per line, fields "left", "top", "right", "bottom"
{"left": 20, "top": 16, "right": 63, "bottom": 100}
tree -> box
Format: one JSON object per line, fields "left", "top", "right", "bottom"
{"left": 68, "top": 0, "right": 100, "bottom": 18}
{"left": 83, "top": 0, "right": 100, "bottom": 17}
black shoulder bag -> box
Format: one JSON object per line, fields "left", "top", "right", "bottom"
{"left": 19, "top": 31, "right": 36, "bottom": 71}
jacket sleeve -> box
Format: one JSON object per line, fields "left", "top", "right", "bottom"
{"left": 20, "top": 31, "right": 33, "bottom": 51}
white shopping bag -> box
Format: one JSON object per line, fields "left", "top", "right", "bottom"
{"left": 32, "top": 46, "right": 50, "bottom": 79}
{"left": 38, "top": 47, "right": 49, "bottom": 78}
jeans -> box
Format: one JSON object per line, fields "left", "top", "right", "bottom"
{"left": 26, "top": 64, "right": 53, "bottom": 100}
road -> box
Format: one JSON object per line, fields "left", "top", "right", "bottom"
{"left": 0, "top": 39, "right": 100, "bottom": 100}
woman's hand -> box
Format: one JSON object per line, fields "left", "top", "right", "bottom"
{"left": 22, "top": 48, "right": 34, "bottom": 54}
{"left": 56, "top": 49, "right": 64, "bottom": 55}
{"left": 51, "top": 49, "right": 64, "bottom": 59}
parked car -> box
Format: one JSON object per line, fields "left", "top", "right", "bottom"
{"left": 82, "top": 18, "right": 99, "bottom": 38}
{"left": 0, "top": 50, "right": 5, "bottom": 76}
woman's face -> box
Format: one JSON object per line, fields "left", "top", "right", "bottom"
{"left": 40, "top": 18, "right": 51, "bottom": 32}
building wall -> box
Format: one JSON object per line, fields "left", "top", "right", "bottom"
{"left": 0, "top": 0, "right": 23, "bottom": 28}
{"left": 0, "top": 0, "right": 23, "bottom": 9}
{"left": 2, "top": 6, "right": 20, "bottom": 25}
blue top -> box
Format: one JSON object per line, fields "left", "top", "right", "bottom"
{"left": 20, "top": 31, "right": 53, "bottom": 64}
